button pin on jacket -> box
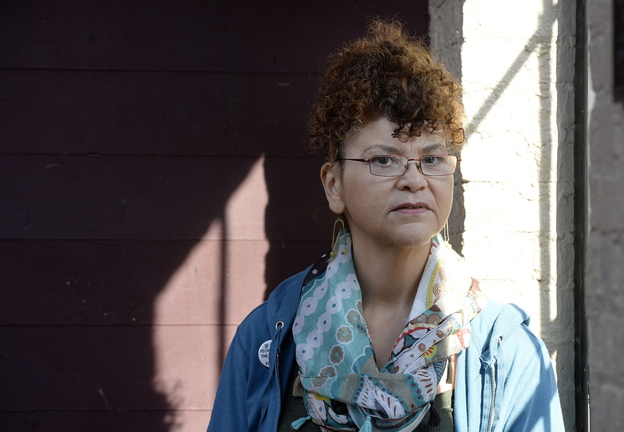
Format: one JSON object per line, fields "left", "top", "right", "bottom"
{"left": 258, "top": 340, "right": 272, "bottom": 368}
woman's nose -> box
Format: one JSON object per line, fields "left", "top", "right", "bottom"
{"left": 396, "top": 161, "right": 427, "bottom": 190}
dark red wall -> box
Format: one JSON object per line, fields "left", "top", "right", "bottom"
{"left": 0, "top": 2, "right": 428, "bottom": 430}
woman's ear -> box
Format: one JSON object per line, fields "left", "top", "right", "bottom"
{"left": 320, "top": 162, "right": 345, "bottom": 215}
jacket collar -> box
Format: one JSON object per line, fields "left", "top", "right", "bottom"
{"left": 469, "top": 301, "right": 531, "bottom": 364}
{"left": 265, "top": 266, "right": 312, "bottom": 343}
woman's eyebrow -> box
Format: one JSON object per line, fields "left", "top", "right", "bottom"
{"left": 364, "top": 144, "right": 400, "bottom": 154}
{"left": 421, "top": 143, "right": 447, "bottom": 153}
{"left": 363, "top": 142, "right": 446, "bottom": 155}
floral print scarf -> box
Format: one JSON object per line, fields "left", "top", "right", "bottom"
{"left": 292, "top": 230, "right": 487, "bottom": 431}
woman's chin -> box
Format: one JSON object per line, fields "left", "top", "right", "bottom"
{"left": 379, "top": 230, "right": 439, "bottom": 250}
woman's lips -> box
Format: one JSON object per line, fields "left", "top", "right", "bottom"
{"left": 392, "top": 202, "right": 431, "bottom": 215}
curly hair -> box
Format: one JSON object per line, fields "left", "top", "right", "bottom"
{"left": 309, "top": 19, "right": 465, "bottom": 162}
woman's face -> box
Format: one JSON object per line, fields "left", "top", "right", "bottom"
{"left": 321, "top": 117, "right": 454, "bottom": 251}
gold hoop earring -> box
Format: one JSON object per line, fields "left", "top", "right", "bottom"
{"left": 330, "top": 217, "right": 348, "bottom": 257}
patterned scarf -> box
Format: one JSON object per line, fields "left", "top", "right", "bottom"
{"left": 292, "top": 230, "right": 487, "bottom": 432}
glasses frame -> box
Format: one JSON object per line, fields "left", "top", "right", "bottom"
{"left": 338, "top": 154, "right": 461, "bottom": 177}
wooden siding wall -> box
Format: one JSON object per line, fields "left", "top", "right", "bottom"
{"left": 0, "top": 2, "right": 428, "bottom": 431}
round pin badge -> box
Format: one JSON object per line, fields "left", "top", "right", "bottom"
{"left": 258, "top": 340, "right": 272, "bottom": 368}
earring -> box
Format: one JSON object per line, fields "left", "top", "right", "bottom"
{"left": 330, "top": 217, "right": 348, "bottom": 257}
{"left": 442, "top": 222, "right": 450, "bottom": 243}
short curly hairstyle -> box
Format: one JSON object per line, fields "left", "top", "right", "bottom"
{"left": 309, "top": 19, "right": 465, "bottom": 162}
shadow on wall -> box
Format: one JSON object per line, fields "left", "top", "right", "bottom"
{"left": 0, "top": 2, "right": 428, "bottom": 431}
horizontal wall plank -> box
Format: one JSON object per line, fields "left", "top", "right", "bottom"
{"left": 1, "top": 325, "right": 174, "bottom": 411}
{"left": 0, "top": 1, "right": 426, "bottom": 73}
{"left": 0, "top": 323, "right": 233, "bottom": 415}
{"left": 0, "top": 411, "right": 209, "bottom": 432}
{"left": 0, "top": 154, "right": 329, "bottom": 240}
{"left": 0, "top": 70, "right": 318, "bottom": 156}
{"left": 0, "top": 239, "right": 327, "bottom": 325}
{"left": 0, "top": 324, "right": 237, "bottom": 411}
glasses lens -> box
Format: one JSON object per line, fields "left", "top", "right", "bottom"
{"left": 367, "top": 155, "right": 457, "bottom": 176}
{"left": 420, "top": 155, "right": 456, "bottom": 176}
{"left": 369, "top": 156, "right": 407, "bottom": 176}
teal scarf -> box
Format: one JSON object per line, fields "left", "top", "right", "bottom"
{"left": 292, "top": 230, "right": 487, "bottom": 431}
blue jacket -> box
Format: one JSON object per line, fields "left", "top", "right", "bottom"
{"left": 208, "top": 268, "right": 565, "bottom": 432}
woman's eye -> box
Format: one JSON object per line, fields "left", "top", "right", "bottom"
{"left": 421, "top": 155, "right": 441, "bottom": 165}
{"left": 371, "top": 156, "right": 395, "bottom": 166}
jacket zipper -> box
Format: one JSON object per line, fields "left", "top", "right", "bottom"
{"left": 275, "top": 352, "right": 281, "bottom": 426}
{"left": 274, "top": 321, "right": 284, "bottom": 432}
{"left": 487, "top": 359, "right": 497, "bottom": 432}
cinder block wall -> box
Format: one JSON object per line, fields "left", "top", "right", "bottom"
{"left": 587, "top": 0, "right": 624, "bottom": 429}
{"left": 430, "top": 1, "right": 577, "bottom": 430}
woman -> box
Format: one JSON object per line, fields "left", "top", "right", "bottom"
{"left": 208, "top": 20, "right": 564, "bottom": 432}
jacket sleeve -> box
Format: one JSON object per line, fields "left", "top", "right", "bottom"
{"left": 496, "top": 325, "right": 566, "bottom": 432}
{"left": 206, "top": 269, "right": 307, "bottom": 431}
{"left": 207, "top": 302, "right": 275, "bottom": 432}
{"left": 206, "top": 325, "right": 251, "bottom": 431}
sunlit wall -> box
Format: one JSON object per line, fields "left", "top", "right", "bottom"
{"left": 430, "top": 0, "right": 577, "bottom": 430}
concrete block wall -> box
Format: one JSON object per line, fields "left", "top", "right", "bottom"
{"left": 430, "top": 1, "right": 577, "bottom": 430}
{"left": 587, "top": 0, "right": 624, "bottom": 429}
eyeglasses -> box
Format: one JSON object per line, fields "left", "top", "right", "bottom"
{"left": 338, "top": 155, "right": 460, "bottom": 177}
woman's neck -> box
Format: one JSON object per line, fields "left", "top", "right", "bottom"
{"left": 350, "top": 237, "right": 432, "bottom": 368}
{"left": 351, "top": 239, "right": 432, "bottom": 309}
